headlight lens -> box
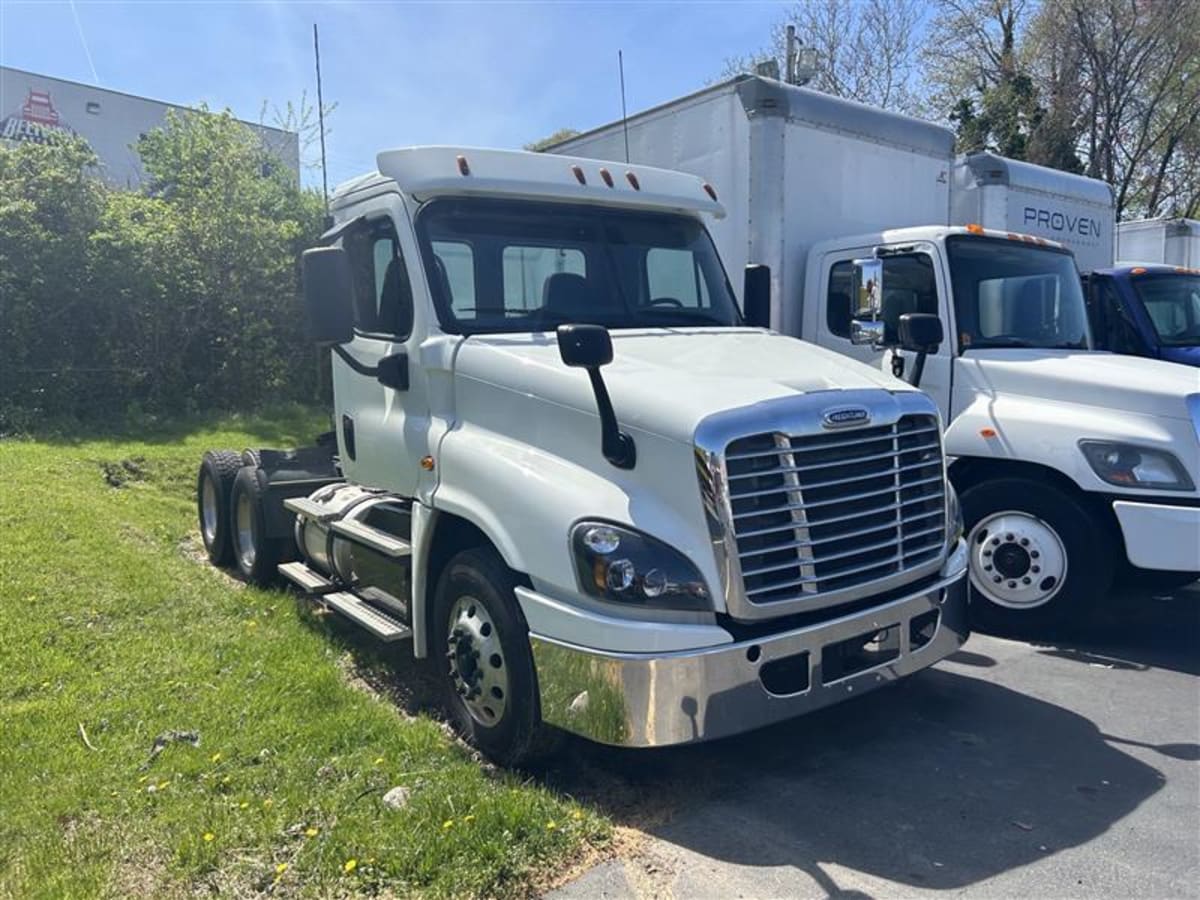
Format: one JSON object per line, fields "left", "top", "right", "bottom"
{"left": 571, "top": 522, "right": 711, "bottom": 610}
{"left": 946, "top": 482, "right": 964, "bottom": 547}
{"left": 1079, "top": 441, "right": 1195, "bottom": 491}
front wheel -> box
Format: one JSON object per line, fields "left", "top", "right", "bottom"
{"left": 432, "top": 547, "right": 557, "bottom": 767}
{"left": 961, "top": 477, "right": 1113, "bottom": 634}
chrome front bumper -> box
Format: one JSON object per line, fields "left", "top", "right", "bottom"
{"left": 530, "top": 559, "right": 968, "bottom": 748}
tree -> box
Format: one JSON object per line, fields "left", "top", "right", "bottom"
{"left": 723, "top": 0, "right": 926, "bottom": 114}
{"left": 525, "top": 128, "right": 580, "bottom": 152}
{"left": 261, "top": 90, "right": 338, "bottom": 173}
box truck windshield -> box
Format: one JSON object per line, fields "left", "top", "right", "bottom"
{"left": 417, "top": 198, "right": 742, "bottom": 334}
{"left": 946, "top": 237, "right": 1089, "bottom": 350}
{"left": 1132, "top": 273, "right": 1200, "bottom": 347}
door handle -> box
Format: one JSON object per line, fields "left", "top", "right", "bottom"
{"left": 376, "top": 352, "right": 409, "bottom": 391}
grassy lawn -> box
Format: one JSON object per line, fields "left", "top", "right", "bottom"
{"left": 0, "top": 407, "right": 607, "bottom": 898}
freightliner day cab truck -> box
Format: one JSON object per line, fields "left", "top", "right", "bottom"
{"left": 195, "top": 147, "right": 969, "bottom": 764}
{"left": 552, "top": 75, "right": 1200, "bottom": 628}
{"left": 1085, "top": 218, "right": 1200, "bottom": 367}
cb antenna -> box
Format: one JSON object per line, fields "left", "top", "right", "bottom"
{"left": 618, "top": 50, "right": 630, "bottom": 163}
{"left": 313, "top": 23, "right": 330, "bottom": 225}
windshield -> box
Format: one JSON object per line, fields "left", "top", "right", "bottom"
{"left": 415, "top": 198, "right": 741, "bottom": 334}
{"left": 946, "top": 236, "right": 1090, "bottom": 351}
{"left": 1132, "top": 274, "right": 1200, "bottom": 347}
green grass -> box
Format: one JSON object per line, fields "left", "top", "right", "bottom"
{"left": 0, "top": 407, "right": 607, "bottom": 899}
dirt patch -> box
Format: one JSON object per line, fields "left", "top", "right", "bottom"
{"left": 100, "top": 457, "right": 148, "bottom": 488}
{"left": 535, "top": 825, "right": 646, "bottom": 896}
{"left": 177, "top": 533, "right": 245, "bottom": 589}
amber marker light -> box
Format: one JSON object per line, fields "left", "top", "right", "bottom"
{"left": 571, "top": 165, "right": 586, "bottom": 184}
{"left": 420, "top": 456, "right": 435, "bottom": 471}
{"left": 456, "top": 155, "right": 470, "bottom": 176}
{"left": 599, "top": 167, "right": 614, "bottom": 187}
{"left": 965, "top": 223, "right": 985, "bottom": 235}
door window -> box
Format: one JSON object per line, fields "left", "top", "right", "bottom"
{"left": 1094, "top": 280, "right": 1144, "bottom": 355}
{"left": 645, "top": 247, "right": 711, "bottom": 308}
{"left": 826, "top": 254, "right": 938, "bottom": 342}
{"left": 343, "top": 218, "right": 413, "bottom": 338}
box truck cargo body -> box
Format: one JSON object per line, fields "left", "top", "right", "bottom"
{"left": 1118, "top": 217, "right": 1200, "bottom": 268}
{"left": 553, "top": 75, "right": 1200, "bottom": 630}
{"left": 950, "top": 152, "right": 1115, "bottom": 274}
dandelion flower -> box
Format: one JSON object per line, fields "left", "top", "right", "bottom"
{"left": 203, "top": 832, "right": 215, "bottom": 843}
{"left": 263, "top": 798, "right": 273, "bottom": 808}
{"left": 343, "top": 858, "right": 357, "bottom": 874}
{"left": 239, "top": 801, "right": 249, "bottom": 809}
{"left": 442, "top": 819, "right": 454, "bottom": 830}
{"left": 137, "top": 775, "right": 149, "bottom": 784}
{"left": 211, "top": 752, "right": 222, "bottom": 763}
{"left": 546, "top": 821, "right": 558, "bottom": 831}
{"left": 464, "top": 814, "right": 476, "bottom": 823}
{"left": 221, "top": 775, "right": 231, "bottom": 785}
{"left": 275, "top": 862, "right": 288, "bottom": 875}
{"left": 247, "top": 620, "right": 258, "bottom": 628}
{"left": 572, "top": 810, "right": 584, "bottom": 820}
{"left": 304, "top": 826, "right": 319, "bottom": 837}
{"left": 373, "top": 756, "right": 384, "bottom": 765}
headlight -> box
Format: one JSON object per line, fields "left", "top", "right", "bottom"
{"left": 571, "top": 522, "right": 711, "bottom": 611}
{"left": 946, "top": 482, "right": 964, "bottom": 547}
{"left": 1079, "top": 441, "right": 1195, "bottom": 492}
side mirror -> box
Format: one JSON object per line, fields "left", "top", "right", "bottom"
{"left": 557, "top": 323, "right": 614, "bottom": 369}
{"left": 302, "top": 247, "right": 355, "bottom": 346}
{"left": 850, "top": 320, "right": 885, "bottom": 346}
{"left": 743, "top": 264, "right": 771, "bottom": 329}
{"left": 556, "top": 324, "right": 635, "bottom": 469}
{"left": 897, "top": 313, "right": 943, "bottom": 352}
{"left": 853, "top": 257, "right": 883, "bottom": 319}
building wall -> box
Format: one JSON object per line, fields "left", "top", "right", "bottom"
{"left": 0, "top": 66, "right": 300, "bottom": 187}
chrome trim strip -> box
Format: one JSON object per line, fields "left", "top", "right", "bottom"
{"left": 694, "top": 389, "right": 948, "bottom": 622}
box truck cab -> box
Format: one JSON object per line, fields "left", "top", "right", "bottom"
{"left": 552, "top": 75, "right": 1200, "bottom": 630}
{"left": 194, "top": 146, "right": 969, "bottom": 765}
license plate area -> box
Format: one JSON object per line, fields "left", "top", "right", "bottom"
{"left": 821, "top": 624, "right": 900, "bottom": 684}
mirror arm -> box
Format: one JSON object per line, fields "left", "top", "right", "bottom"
{"left": 907, "top": 351, "right": 927, "bottom": 387}
{"left": 586, "top": 367, "right": 636, "bottom": 469}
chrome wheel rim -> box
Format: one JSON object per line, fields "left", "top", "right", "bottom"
{"left": 968, "top": 511, "right": 1067, "bottom": 609}
{"left": 446, "top": 595, "right": 508, "bottom": 725}
{"left": 200, "top": 475, "right": 218, "bottom": 546}
{"left": 235, "top": 491, "right": 256, "bottom": 571}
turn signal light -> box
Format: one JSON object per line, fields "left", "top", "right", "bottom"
{"left": 965, "top": 223, "right": 985, "bottom": 235}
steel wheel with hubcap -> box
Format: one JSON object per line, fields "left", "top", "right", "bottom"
{"left": 959, "top": 476, "right": 1112, "bottom": 634}
{"left": 229, "top": 465, "right": 289, "bottom": 586}
{"left": 433, "top": 546, "right": 559, "bottom": 767}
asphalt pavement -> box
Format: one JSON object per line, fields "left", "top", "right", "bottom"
{"left": 545, "top": 583, "right": 1200, "bottom": 899}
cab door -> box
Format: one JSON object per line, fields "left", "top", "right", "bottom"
{"left": 332, "top": 195, "right": 430, "bottom": 496}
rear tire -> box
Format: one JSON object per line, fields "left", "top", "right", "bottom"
{"left": 197, "top": 450, "right": 242, "bottom": 567}
{"left": 961, "top": 477, "right": 1113, "bottom": 634}
{"left": 432, "top": 546, "right": 557, "bottom": 767}
{"left": 229, "top": 466, "right": 289, "bottom": 586}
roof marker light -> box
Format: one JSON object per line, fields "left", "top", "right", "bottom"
{"left": 1131, "top": 266, "right": 1147, "bottom": 275}
{"left": 703, "top": 182, "right": 718, "bottom": 201}
{"left": 980, "top": 427, "right": 997, "bottom": 438}
{"left": 456, "top": 155, "right": 470, "bottom": 176}
{"left": 625, "top": 171, "right": 640, "bottom": 190}
{"left": 599, "top": 167, "right": 614, "bottom": 188}
{"left": 1007, "top": 232, "right": 1020, "bottom": 241}
{"left": 571, "top": 165, "right": 586, "bottom": 185}
{"left": 966, "top": 223, "right": 984, "bottom": 235}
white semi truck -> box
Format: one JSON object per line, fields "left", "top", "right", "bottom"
{"left": 196, "top": 147, "right": 969, "bottom": 764}
{"left": 552, "top": 75, "right": 1200, "bottom": 630}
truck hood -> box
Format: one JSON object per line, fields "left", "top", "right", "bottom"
{"left": 455, "top": 328, "right": 908, "bottom": 443}
{"left": 959, "top": 349, "right": 1200, "bottom": 419}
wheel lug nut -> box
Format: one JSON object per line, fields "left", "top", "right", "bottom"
{"left": 984, "top": 565, "right": 993, "bottom": 572}
{"left": 1006, "top": 533, "right": 1014, "bottom": 541}
{"left": 1020, "top": 538, "right": 1029, "bottom": 546}
{"left": 1032, "top": 566, "right": 1040, "bottom": 574}
{"left": 1022, "top": 577, "right": 1031, "bottom": 585}
{"left": 1007, "top": 581, "right": 1017, "bottom": 589}
{"left": 991, "top": 537, "right": 1000, "bottom": 546}
{"left": 983, "top": 550, "right": 992, "bottom": 557}
{"left": 993, "top": 575, "right": 1002, "bottom": 583}
{"left": 1031, "top": 551, "right": 1040, "bottom": 559}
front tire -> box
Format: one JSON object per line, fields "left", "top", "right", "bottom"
{"left": 229, "top": 466, "right": 289, "bottom": 586}
{"left": 432, "top": 547, "right": 553, "bottom": 767}
{"left": 961, "top": 477, "right": 1113, "bottom": 634}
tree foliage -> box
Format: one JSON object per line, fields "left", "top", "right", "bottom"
{"left": 525, "top": 128, "right": 581, "bottom": 152}
{"left": 0, "top": 110, "right": 325, "bottom": 429}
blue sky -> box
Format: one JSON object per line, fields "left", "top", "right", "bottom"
{"left": 1, "top": 1, "right": 787, "bottom": 187}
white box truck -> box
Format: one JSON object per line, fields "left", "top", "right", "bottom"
{"left": 195, "top": 146, "right": 969, "bottom": 764}
{"left": 552, "top": 76, "right": 1200, "bottom": 630}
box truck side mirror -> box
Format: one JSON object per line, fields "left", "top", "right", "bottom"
{"left": 743, "top": 264, "right": 771, "bottom": 328}
{"left": 302, "top": 247, "right": 355, "bottom": 346}
{"left": 557, "top": 324, "right": 636, "bottom": 469}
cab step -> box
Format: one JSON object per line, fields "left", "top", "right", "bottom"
{"left": 278, "top": 561, "right": 340, "bottom": 595}
{"left": 330, "top": 518, "right": 412, "bottom": 558}
{"left": 283, "top": 496, "right": 340, "bottom": 522}
{"left": 323, "top": 591, "right": 412, "bottom": 641}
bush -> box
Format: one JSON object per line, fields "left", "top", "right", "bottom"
{"left": 0, "top": 109, "right": 326, "bottom": 429}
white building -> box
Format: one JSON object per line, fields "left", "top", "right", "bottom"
{"left": 0, "top": 66, "right": 300, "bottom": 187}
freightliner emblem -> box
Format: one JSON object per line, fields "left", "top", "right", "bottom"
{"left": 822, "top": 406, "right": 870, "bottom": 429}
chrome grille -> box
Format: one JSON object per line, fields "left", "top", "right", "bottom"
{"left": 724, "top": 415, "right": 945, "bottom": 604}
